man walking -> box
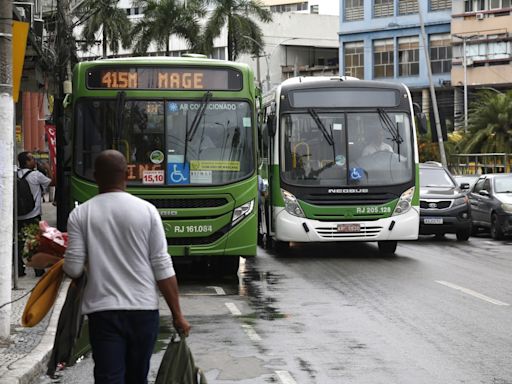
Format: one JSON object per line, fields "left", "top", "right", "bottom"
{"left": 63, "top": 150, "right": 190, "bottom": 384}
{"left": 17, "top": 151, "right": 54, "bottom": 277}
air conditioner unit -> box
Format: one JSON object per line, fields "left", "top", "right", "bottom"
{"left": 476, "top": 12, "right": 485, "bottom": 20}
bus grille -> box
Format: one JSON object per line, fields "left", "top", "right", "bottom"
{"left": 147, "top": 198, "right": 228, "bottom": 209}
{"left": 315, "top": 224, "right": 383, "bottom": 239}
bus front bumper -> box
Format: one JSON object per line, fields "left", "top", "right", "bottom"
{"left": 274, "top": 207, "right": 419, "bottom": 242}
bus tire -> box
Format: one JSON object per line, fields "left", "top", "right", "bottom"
{"left": 213, "top": 256, "right": 240, "bottom": 276}
{"left": 378, "top": 241, "right": 397, "bottom": 256}
{"left": 274, "top": 240, "right": 290, "bottom": 253}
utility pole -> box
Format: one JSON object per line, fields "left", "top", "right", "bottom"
{"left": 418, "top": 1, "right": 447, "bottom": 167}
{"left": 453, "top": 34, "right": 477, "bottom": 132}
{"left": 0, "top": 0, "right": 14, "bottom": 340}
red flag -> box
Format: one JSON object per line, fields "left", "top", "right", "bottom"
{"left": 45, "top": 124, "right": 57, "bottom": 177}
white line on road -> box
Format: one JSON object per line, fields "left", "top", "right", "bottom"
{"left": 225, "top": 302, "right": 242, "bottom": 316}
{"left": 275, "top": 370, "right": 298, "bottom": 384}
{"left": 207, "top": 286, "right": 226, "bottom": 295}
{"left": 435, "top": 280, "right": 510, "bottom": 306}
{"left": 241, "top": 324, "right": 262, "bottom": 342}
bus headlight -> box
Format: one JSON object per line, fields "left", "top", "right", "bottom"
{"left": 232, "top": 200, "right": 254, "bottom": 226}
{"left": 392, "top": 187, "right": 414, "bottom": 216}
{"left": 281, "top": 189, "right": 305, "bottom": 218}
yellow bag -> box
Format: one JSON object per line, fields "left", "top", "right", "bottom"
{"left": 22, "top": 259, "right": 65, "bottom": 327}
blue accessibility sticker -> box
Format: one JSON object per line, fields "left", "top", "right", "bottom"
{"left": 167, "top": 162, "right": 189, "bottom": 184}
{"left": 349, "top": 167, "right": 365, "bottom": 181}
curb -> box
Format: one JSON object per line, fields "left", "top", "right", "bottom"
{"left": 0, "top": 279, "right": 70, "bottom": 384}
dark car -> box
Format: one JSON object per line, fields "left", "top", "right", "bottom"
{"left": 419, "top": 163, "right": 472, "bottom": 241}
{"left": 468, "top": 173, "right": 512, "bottom": 239}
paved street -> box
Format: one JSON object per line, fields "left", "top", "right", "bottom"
{"left": 35, "top": 233, "right": 512, "bottom": 384}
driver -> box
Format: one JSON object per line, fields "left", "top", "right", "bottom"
{"left": 361, "top": 128, "right": 393, "bottom": 157}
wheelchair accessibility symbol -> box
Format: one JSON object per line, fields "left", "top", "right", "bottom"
{"left": 167, "top": 163, "right": 189, "bottom": 184}
{"left": 350, "top": 167, "right": 365, "bottom": 181}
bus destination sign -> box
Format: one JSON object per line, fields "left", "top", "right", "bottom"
{"left": 87, "top": 66, "right": 242, "bottom": 91}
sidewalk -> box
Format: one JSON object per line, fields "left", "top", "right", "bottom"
{"left": 0, "top": 201, "right": 69, "bottom": 384}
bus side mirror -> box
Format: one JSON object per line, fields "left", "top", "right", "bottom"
{"left": 413, "top": 103, "right": 427, "bottom": 134}
{"left": 267, "top": 114, "right": 276, "bottom": 137}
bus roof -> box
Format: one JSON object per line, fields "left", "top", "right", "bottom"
{"left": 74, "top": 56, "right": 251, "bottom": 72}
{"left": 279, "top": 76, "right": 409, "bottom": 93}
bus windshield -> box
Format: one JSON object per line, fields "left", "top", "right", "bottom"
{"left": 75, "top": 99, "right": 254, "bottom": 185}
{"left": 281, "top": 111, "right": 413, "bottom": 187}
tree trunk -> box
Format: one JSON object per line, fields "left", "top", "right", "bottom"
{"left": 166, "top": 35, "right": 170, "bottom": 56}
{"left": 0, "top": 0, "right": 14, "bottom": 340}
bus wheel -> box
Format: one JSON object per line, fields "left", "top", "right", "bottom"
{"left": 378, "top": 241, "right": 397, "bottom": 256}
{"left": 216, "top": 256, "right": 240, "bottom": 276}
{"left": 274, "top": 240, "right": 290, "bottom": 253}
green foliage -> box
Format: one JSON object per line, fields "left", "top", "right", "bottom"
{"left": 131, "top": 0, "right": 206, "bottom": 56}
{"left": 457, "top": 90, "right": 512, "bottom": 154}
{"left": 201, "top": 0, "right": 272, "bottom": 61}
{"left": 75, "top": 0, "right": 132, "bottom": 58}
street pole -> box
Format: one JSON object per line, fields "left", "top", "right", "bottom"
{"left": 0, "top": 0, "right": 14, "bottom": 340}
{"left": 242, "top": 35, "right": 270, "bottom": 92}
{"left": 463, "top": 37, "right": 468, "bottom": 132}
{"left": 418, "top": 2, "right": 447, "bottom": 167}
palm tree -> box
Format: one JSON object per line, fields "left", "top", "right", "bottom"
{"left": 130, "top": 0, "right": 206, "bottom": 56}
{"left": 202, "top": 0, "right": 272, "bottom": 61}
{"left": 75, "top": 0, "right": 132, "bottom": 58}
{"left": 458, "top": 90, "right": 512, "bottom": 154}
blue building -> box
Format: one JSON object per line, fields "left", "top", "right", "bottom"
{"left": 339, "top": 0, "right": 453, "bottom": 124}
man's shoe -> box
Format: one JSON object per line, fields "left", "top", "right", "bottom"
{"left": 18, "top": 271, "right": 26, "bottom": 277}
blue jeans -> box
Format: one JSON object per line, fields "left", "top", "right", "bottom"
{"left": 88, "top": 310, "right": 159, "bottom": 384}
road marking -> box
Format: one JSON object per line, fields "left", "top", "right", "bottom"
{"left": 435, "top": 280, "right": 510, "bottom": 306}
{"left": 207, "top": 286, "right": 226, "bottom": 295}
{"left": 241, "top": 324, "right": 262, "bottom": 342}
{"left": 275, "top": 370, "right": 298, "bottom": 384}
{"left": 225, "top": 302, "right": 242, "bottom": 316}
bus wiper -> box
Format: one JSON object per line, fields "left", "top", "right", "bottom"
{"left": 184, "top": 91, "right": 212, "bottom": 166}
{"left": 378, "top": 108, "right": 403, "bottom": 158}
{"left": 188, "top": 91, "right": 212, "bottom": 142}
{"left": 307, "top": 108, "right": 334, "bottom": 146}
{"left": 114, "top": 91, "right": 126, "bottom": 149}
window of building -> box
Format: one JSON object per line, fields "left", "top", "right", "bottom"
{"left": 310, "top": 4, "right": 319, "bottom": 13}
{"left": 430, "top": 34, "right": 452, "bottom": 73}
{"left": 344, "top": 41, "right": 365, "bottom": 79}
{"left": 345, "top": 0, "right": 364, "bottom": 20}
{"left": 398, "top": 0, "right": 418, "bottom": 14}
{"left": 430, "top": 0, "right": 451, "bottom": 11}
{"left": 374, "top": 0, "right": 394, "bottom": 17}
{"left": 398, "top": 36, "right": 419, "bottom": 76}
{"left": 373, "top": 39, "right": 394, "bottom": 78}
{"left": 490, "top": 0, "right": 511, "bottom": 9}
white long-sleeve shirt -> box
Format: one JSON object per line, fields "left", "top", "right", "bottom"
{"left": 63, "top": 192, "right": 175, "bottom": 315}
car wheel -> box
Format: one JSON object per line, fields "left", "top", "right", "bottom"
{"left": 490, "top": 213, "right": 504, "bottom": 240}
{"left": 378, "top": 241, "right": 397, "bottom": 256}
{"left": 456, "top": 229, "right": 470, "bottom": 241}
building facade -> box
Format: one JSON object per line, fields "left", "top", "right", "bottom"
{"left": 338, "top": 0, "right": 453, "bottom": 128}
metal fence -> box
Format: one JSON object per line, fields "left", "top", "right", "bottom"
{"left": 449, "top": 153, "right": 512, "bottom": 175}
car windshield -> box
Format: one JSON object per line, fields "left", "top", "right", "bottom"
{"left": 74, "top": 99, "right": 254, "bottom": 186}
{"left": 420, "top": 168, "right": 455, "bottom": 187}
{"left": 280, "top": 111, "right": 413, "bottom": 187}
{"left": 494, "top": 176, "right": 512, "bottom": 193}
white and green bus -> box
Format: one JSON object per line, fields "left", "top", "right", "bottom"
{"left": 259, "top": 76, "right": 421, "bottom": 255}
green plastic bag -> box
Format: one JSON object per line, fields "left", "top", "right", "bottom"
{"left": 155, "top": 333, "right": 207, "bottom": 384}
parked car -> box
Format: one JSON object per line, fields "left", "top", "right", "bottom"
{"left": 468, "top": 173, "right": 512, "bottom": 239}
{"left": 419, "top": 162, "right": 472, "bottom": 241}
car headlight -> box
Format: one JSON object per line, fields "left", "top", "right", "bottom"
{"left": 453, "top": 196, "right": 469, "bottom": 207}
{"left": 281, "top": 189, "right": 305, "bottom": 218}
{"left": 232, "top": 200, "right": 254, "bottom": 225}
{"left": 501, "top": 203, "right": 512, "bottom": 214}
{"left": 393, "top": 187, "right": 414, "bottom": 216}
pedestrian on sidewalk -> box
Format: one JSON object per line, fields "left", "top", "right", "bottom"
{"left": 63, "top": 149, "right": 190, "bottom": 384}
{"left": 17, "top": 151, "right": 55, "bottom": 277}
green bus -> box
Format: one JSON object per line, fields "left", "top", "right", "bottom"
{"left": 259, "top": 76, "right": 421, "bottom": 255}
{"left": 66, "top": 56, "right": 258, "bottom": 274}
